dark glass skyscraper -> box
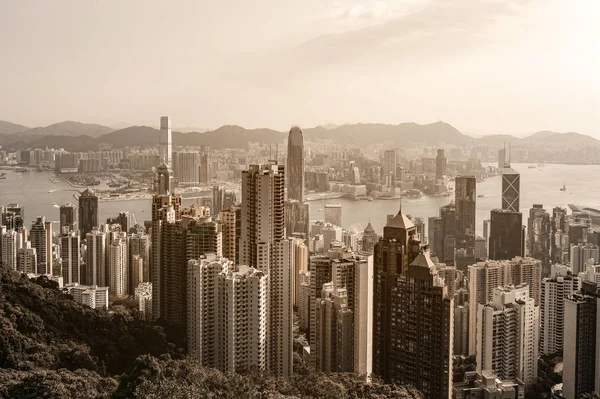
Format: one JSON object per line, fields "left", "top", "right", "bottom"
{"left": 436, "top": 149, "right": 447, "bottom": 179}
{"left": 528, "top": 204, "right": 551, "bottom": 276}
{"left": 287, "top": 126, "right": 304, "bottom": 201}
{"left": 59, "top": 203, "right": 76, "bottom": 233}
{"left": 455, "top": 176, "right": 476, "bottom": 269}
{"left": 78, "top": 189, "right": 98, "bottom": 238}
{"left": 502, "top": 167, "right": 520, "bottom": 212}
{"left": 489, "top": 209, "right": 524, "bottom": 260}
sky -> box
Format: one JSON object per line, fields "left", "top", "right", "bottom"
{"left": 0, "top": 0, "right": 599, "bottom": 136}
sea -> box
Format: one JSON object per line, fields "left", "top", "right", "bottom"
{"left": 1, "top": 163, "right": 597, "bottom": 236}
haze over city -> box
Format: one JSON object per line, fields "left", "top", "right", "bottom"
{"left": 1, "top": 0, "right": 599, "bottom": 136}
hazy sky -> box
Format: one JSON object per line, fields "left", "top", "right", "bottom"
{"left": 1, "top": 0, "right": 599, "bottom": 136}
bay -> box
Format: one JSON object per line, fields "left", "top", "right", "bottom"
{"left": 0, "top": 163, "right": 597, "bottom": 237}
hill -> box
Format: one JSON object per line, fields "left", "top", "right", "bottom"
{"left": 0, "top": 120, "right": 30, "bottom": 135}
{"left": 0, "top": 265, "right": 422, "bottom": 398}
{"left": 20, "top": 121, "right": 114, "bottom": 138}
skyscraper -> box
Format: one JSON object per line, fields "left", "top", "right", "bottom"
{"left": 360, "top": 222, "right": 379, "bottom": 254}
{"left": 17, "top": 242, "right": 37, "bottom": 273}
{"left": 85, "top": 228, "right": 106, "bottom": 286}
{"left": 59, "top": 202, "right": 76, "bottom": 233}
{"left": 29, "top": 216, "right": 49, "bottom": 274}
{"left": 172, "top": 151, "right": 200, "bottom": 186}
{"left": 159, "top": 116, "right": 172, "bottom": 168}
{"left": 541, "top": 264, "right": 578, "bottom": 356}
{"left": 501, "top": 167, "right": 520, "bottom": 212}
{"left": 382, "top": 149, "right": 397, "bottom": 186}
{"left": 563, "top": 279, "right": 600, "bottom": 399}
{"left": 109, "top": 234, "right": 128, "bottom": 297}
{"left": 436, "top": 149, "right": 447, "bottom": 179}
{"left": 375, "top": 247, "right": 453, "bottom": 398}
{"left": 212, "top": 185, "right": 224, "bottom": 216}
{"left": 60, "top": 231, "right": 80, "bottom": 284}
{"left": 199, "top": 153, "right": 210, "bottom": 183}
{"left": 467, "top": 257, "right": 541, "bottom": 355}
{"left": 440, "top": 201, "right": 457, "bottom": 265}
{"left": 187, "top": 257, "right": 268, "bottom": 374}
{"left": 1, "top": 229, "right": 19, "bottom": 270}
{"left": 78, "top": 189, "right": 98, "bottom": 238}
{"left": 570, "top": 243, "right": 600, "bottom": 275}
{"left": 324, "top": 202, "right": 343, "bottom": 227}
{"left": 455, "top": 176, "right": 477, "bottom": 269}
{"left": 476, "top": 284, "right": 538, "bottom": 388}
{"left": 287, "top": 126, "right": 304, "bottom": 202}
{"left": 498, "top": 147, "right": 506, "bottom": 170}
{"left": 489, "top": 209, "right": 524, "bottom": 260}
{"left": 219, "top": 205, "right": 239, "bottom": 265}
{"left": 528, "top": 205, "right": 551, "bottom": 275}
{"left": 284, "top": 200, "right": 310, "bottom": 240}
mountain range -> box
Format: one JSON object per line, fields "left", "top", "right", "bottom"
{"left": 0, "top": 120, "right": 597, "bottom": 152}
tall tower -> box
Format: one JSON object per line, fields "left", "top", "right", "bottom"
{"left": 489, "top": 209, "right": 524, "bottom": 260}
{"left": 78, "top": 189, "right": 98, "bottom": 238}
{"left": 528, "top": 205, "right": 551, "bottom": 276}
{"left": 109, "top": 234, "right": 128, "bottom": 297}
{"left": 287, "top": 126, "right": 304, "bottom": 201}
{"left": 85, "top": 228, "right": 106, "bottom": 286}
{"left": 501, "top": 167, "right": 520, "bottom": 212}
{"left": 59, "top": 202, "right": 76, "bottom": 233}
{"left": 60, "top": 231, "right": 81, "bottom": 284}
{"left": 455, "top": 176, "right": 477, "bottom": 269}
{"left": 436, "top": 149, "right": 447, "bottom": 179}
{"left": 29, "top": 216, "right": 49, "bottom": 274}
{"left": 159, "top": 116, "right": 172, "bottom": 168}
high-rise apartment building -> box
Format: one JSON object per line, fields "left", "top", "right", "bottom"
{"left": 501, "top": 167, "right": 520, "bottom": 212}
{"left": 78, "top": 189, "right": 98, "bottom": 238}
{"left": 440, "top": 201, "right": 457, "bottom": 265}
{"left": 551, "top": 207, "right": 568, "bottom": 264}
{"left": 219, "top": 207, "right": 238, "bottom": 264}
{"left": 382, "top": 149, "right": 397, "bottom": 186}
{"left": 68, "top": 284, "right": 109, "bottom": 309}
{"left": 60, "top": 231, "right": 80, "bottom": 284}
{"left": 134, "top": 281, "right": 153, "bottom": 321}
{"left": 528, "top": 205, "right": 551, "bottom": 276}
{"left": 570, "top": 243, "right": 600, "bottom": 274}
{"left": 187, "top": 257, "right": 268, "bottom": 374}
{"left": 85, "top": 228, "right": 106, "bottom": 286}
{"left": 59, "top": 202, "right": 76, "bottom": 233}
{"left": 109, "top": 234, "right": 128, "bottom": 297}
{"left": 455, "top": 176, "right": 477, "bottom": 269}
{"left": 489, "top": 209, "right": 524, "bottom": 260}
{"left": 292, "top": 238, "right": 308, "bottom": 308}
{"left": 476, "top": 284, "right": 538, "bottom": 388}
{"left": 563, "top": 279, "right": 600, "bottom": 399}
{"left": 324, "top": 203, "right": 343, "bottom": 227}
{"left": 541, "top": 264, "right": 578, "bottom": 356}
{"left": 29, "top": 216, "right": 50, "bottom": 274}
{"left": 2, "top": 203, "right": 24, "bottom": 231}
{"left": 287, "top": 126, "right": 305, "bottom": 201}
{"left": 468, "top": 257, "right": 541, "bottom": 355}
{"left": 129, "top": 233, "right": 149, "bottom": 286}
{"left": 2, "top": 229, "right": 19, "bottom": 269}
{"left": 436, "top": 149, "right": 447, "bottom": 179}
{"left": 17, "top": 242, "right": 37, "bottom": 273}
{"left": 159, "top": 116, "right": 172, "bottom": 168}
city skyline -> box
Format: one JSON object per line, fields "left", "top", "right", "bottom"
{"left": 1, "top": 1, "right": 599, "bottom": 136}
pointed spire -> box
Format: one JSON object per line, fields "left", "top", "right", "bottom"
{"left": 398, "top": 196, "right": 403, "bottom": 215}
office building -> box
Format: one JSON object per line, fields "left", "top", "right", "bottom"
{"left": 199, "top": 153, "right": 210, "bottom": 183}
{"left": 476, "top": 285, "right": 538, "bottom": 388}
{"left": 78, "top": 189, "right": 98, "bottom": 238}
{"left": 498, "top": 148, "right": 506, "bottom": 170}
{"left": 428, "top": 216, "right": 443, "bottom": 258}
{"left": 551, "top": 207, "right": 568, "bottom": 264}
{"left": 436, "top": 149, "right": 447, "bottom": 179}
{"left": 29, "top": 216, "right": 50, "bottom": 274}
{"left": 85, "top": 228, "right": 106, "bottom": 286}
{"left": 2, "top": 203, "right": 24, "bottom": 231}
{"left": 287, "top": 126, "right": 305, "bottom": 201}
{"left": 60, "top": 231, "right": 81, "bottom": 284}
{"left": 373, "top": 204, "right": 453, "bottom": 398}
{"left": 106, "top": 211, "right": 130, "bottom": 233}
{"left": 382, "top": 149, "right": 397, "bottom": 185}
{"left": 455, "top": 176, "right": 477, "bottom": 269}
{"left": 353, "top": 254, "right": 373, "bottom": 376}
{"left": 489, "top": 209, "right": 524, "bottom": 261}
{"left": 212, "top": 185, "right": 224, "bottom": 216}
{"left": 454, "top": 306, "right": 469, "bottom": 357}
{"left": 284, "top": 200, "right": 310, "bottom": 240}
{"left": 292, "top": 238, "right": 308, "bottom": 308}
{"left": 570, "top": 243, "right": 600, "bottom": 275}
{"left": 563, "top": 280, "right": 600, "bottom": 399}
{"left": 298, "top": 270, "right": 311, "bottom": 331}
{"left": 129, "top": 232, "right": 150, "bottom": 287}
{"left": 173, "top": 151, "right": 200, "bottom": 186}
{"left": 17, "top": 242, "right": 37, "bottom": 273}
{"left": 468, "top": 257, "right": 542, "bottom": 355}
{"left": 528, "top": 205, "right": 551, "bottom": 276}
{"left": 109, "top": 234, "right": 128, "bottom": 297}
{"left": 187, "top": 257, "right": 268, "bottom": 374}
{"left": 68, "top": 284, "right": 109, "bottom": 309}
{"left": 131, "top": 255, "right": 143, "bottom": 289}
{"left": 2, "top": 229, "right": 19, "bottom": 269}
{"left": 324, "top": 203, "right": 343, "bottom": 227}
{"left": 453, "top": 371, "right": 524, "bottom": 399}
{"left": 159, "top": 116, "right": 172, "bottom": 168}
{"left": 502, "top": 167, "right": 520, "bottom": 212}
{"left": 360, "top": 222, "right": 378, "bottom": 253}
{"left": 541, "top": 264, "right": 578, "bottom": 356}
{"left": 59, "top": 202, "right": 76, "bottom": 233}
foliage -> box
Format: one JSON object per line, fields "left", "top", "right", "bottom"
{"left": 526, "top": 354, "right": 562, "bottom": 399}
{"left": 113, "top": 354, "right": 423, "bottom": 399}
